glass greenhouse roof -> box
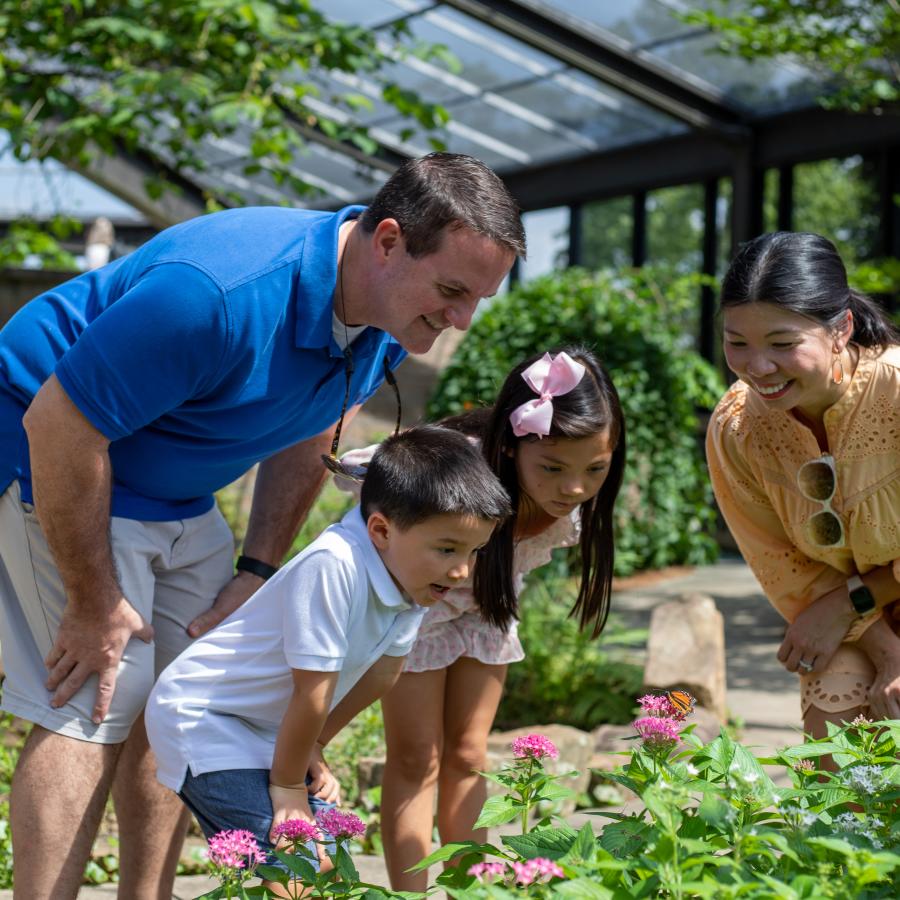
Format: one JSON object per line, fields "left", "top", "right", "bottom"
{"left": 1, "top": 0, "right": 836, "bottom": 223}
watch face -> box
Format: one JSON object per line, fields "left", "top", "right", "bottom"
{"left": 849, "top": 583, "right": 876, "bottom": 615}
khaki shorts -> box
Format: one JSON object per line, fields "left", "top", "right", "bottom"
{"left": 0, "top": 482, "right": 234, "bottom": 743}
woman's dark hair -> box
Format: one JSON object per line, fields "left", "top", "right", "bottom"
{"left": 359, "top": 152, "right": 526, "bottom": 259}
{"left": 449, "top": 346, "right": 625, "bottom": 639}
{"left": 720, "top": 231, "right": 900, "bottom": 348}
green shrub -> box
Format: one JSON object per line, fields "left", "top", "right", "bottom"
{"left": 427, "top": 267, "right": 725, "bottom": 575}
{"left": 497, "top": 569, "right": 645, "bottom": 730}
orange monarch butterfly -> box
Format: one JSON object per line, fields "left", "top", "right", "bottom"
{"left": 666, "top": 689, "right": 696, "bottom": 720}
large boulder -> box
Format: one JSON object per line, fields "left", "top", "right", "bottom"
{"left": 643, "top": 592, "right": 727, "bottom": 722}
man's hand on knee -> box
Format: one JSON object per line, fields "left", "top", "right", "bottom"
{"left": 44, "top": 597, "right": 153, "bottom": 724}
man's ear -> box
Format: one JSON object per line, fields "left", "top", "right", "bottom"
{"left": 367, "top": 510, "right": 392, "bottom": 550}
{"left": 371, "top": 218, "right": 404, "bottom": 262}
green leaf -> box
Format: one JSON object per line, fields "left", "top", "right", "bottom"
{"left": 408, "top": 841, "right": 496, "bottom": 871}
{"left": 598, "top": 818, "right": 648, "bottom": 859}
{"left": 473, "top": 795, "right": 519, "bottom": 829}
{"left": 552, "top": 878, "right": 613, "bottom": 898}
{"left": 501, "top": 824, "right": 578, "bottom": 860}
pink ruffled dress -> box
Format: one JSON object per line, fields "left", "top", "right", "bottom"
{"left": 335, "top": 442, "right": 581, "bottom": 672}
{"left": 403, "top": 510, "right": 581, "bottom": 672}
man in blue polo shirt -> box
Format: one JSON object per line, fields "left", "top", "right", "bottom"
{"left": 0, "top": 152, "right": 524, "bottom": 897}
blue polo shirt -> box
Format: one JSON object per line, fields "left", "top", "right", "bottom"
{"left": 0, "top": 206, "right": 406, "bottom": 520}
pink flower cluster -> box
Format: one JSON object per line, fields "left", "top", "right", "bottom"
{"left": 272, "top": 818, "right": 321, "bottom": 843}
{"left": 468, "top": 858, "right": 564, "bottom": 886}
{"left": 633, "top": 715, "right": 683, "bottom": 747}
{"left": 511, "top": 733, "right": 559, "bottom": 761}
{"left": 637, "top": 693, "right": 679, "bottom": 717}
{"left": 207, "top": 829, "right": 266, "bottom": 871}
{"left": 315, "top": 809, "right": 366, "bottom": 839}
{"left": 512, "top": 858, "right": 565, "bottom": 885}
{"left": 468, "top": 861, "right": 508, "bottom": 882}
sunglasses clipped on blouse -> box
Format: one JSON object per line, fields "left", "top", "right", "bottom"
{"left": 796, "top": 453, "right": 845, "bottom": 548}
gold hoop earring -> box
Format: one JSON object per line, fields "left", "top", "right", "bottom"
{"left": 832, "top": 352, "right": 845, "bottom": 385}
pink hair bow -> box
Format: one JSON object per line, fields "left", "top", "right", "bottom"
{"left": 509, "top": 351, "right": 586, "bottom": 438}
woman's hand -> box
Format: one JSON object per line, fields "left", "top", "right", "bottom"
{"left": 857, "top": 619, "right": 900, "bottom": 720}
{"left": 777, "top": 583, "right": 856, "bottom": 673}
{"left": 308, "top": 742, "right": 341, "bottom": 805}
{"left": 867, "top": 655, "right": 900, "bottom": 720}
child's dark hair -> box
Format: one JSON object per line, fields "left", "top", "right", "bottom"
{"left": 720, "top": 232, "right": 900, "bottom": 348}
{"left": 361, "top": 424, "right": 511, "bottom": 529}
{"left": 465, "top": 346, "right": 625, "bottom": 638}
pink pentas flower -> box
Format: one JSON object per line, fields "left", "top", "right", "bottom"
{"left": 633, "top": 715, "right": 683, "bottom": 746}
{"left": 315, "top": 809, "right": 366, "bottom": 839}
{"left": 637, "top": 693, "right": 679, "bottom": 717}
{"left": 511, "top": 733, "right": 559, "bottom": 761}
{"left": 468, "top": 860, "right": 507, "bottom": 882}
{"left": 272, "top": 819, "right": 321, "bottom": 843}
{"left": 511, "top": 858, "right": 565, "bottom": 885}
{"left": 207, "top": 829, "right": 266, "bottom": 871}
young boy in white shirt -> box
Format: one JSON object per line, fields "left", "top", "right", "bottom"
{"left": 145, "top": 424, "right": 510, "bottom": 880}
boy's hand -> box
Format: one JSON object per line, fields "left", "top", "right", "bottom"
{"left": 268, "top": 783, "right": 314, "bottom": 843}
{"left": 308, "top": 742, "right": 341, "bottom": 805}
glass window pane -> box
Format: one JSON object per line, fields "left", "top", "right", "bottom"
{"left": 793, "top": 156, "right": 880, "bottom": 266}
{"left": 519, "top": 207, "right": 570, "bottom": 283}
{"left": 717, "top": 177, "right": 733, "bottom": 277}
{"left": 498, "top": 70, "right": 684, "bottom": 151}
{"left": 646, "top": 183, "right": 705, "bottom": 274}
{"left": 763, "top": 168, "right": 779, "bottom": 234}
{"left": 320, "top": 0, "right": 430, "bottom": 29}
{"left": 548, "top": 0, "right": 695, "bottom": 47}
{"left": 582, "top": 197, "right": 633, "bottom": 271}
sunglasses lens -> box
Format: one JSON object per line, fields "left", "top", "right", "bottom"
{"left": 807, "top": 510, "right": 843, "bottom": 546}
{"left": 798, "top": 461, "right": 835, "bottom": 501}
{"left": 321, "top": 453, "right": 368, "bottom": 483}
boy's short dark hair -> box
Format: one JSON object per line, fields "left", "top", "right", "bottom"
{"left": 360, "top": 425, "right": 511, "bottom": 530}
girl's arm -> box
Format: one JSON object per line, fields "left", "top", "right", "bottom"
{"left": 268, "top": 669, "right": 339, "bottom": 842}
{"left": 855, "top": 617, "right": 900, "bottom": 720}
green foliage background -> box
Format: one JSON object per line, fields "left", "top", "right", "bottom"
{"left": 427, "top": 267, "right": 725, "bottom": 575}
{"left": 497, "top": 572, "right": 645, "bottom": 730}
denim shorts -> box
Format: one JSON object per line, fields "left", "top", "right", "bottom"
{"left": 179, "top": 768, "right": 337, "bottom": 874}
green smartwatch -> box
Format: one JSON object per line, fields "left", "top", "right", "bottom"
{"left": 847, "top": 575, "right": 876, "bottom": 616}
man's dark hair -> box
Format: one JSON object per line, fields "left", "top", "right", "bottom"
{"left": 361, "top": 424, "right": 511, "bottom": 529}
{"left": 359, "top": 152, "right": 526, "bottom": 259}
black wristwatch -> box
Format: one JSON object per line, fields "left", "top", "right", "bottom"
{"left": 847, "top": 575, "right": 876, "bottom": 616}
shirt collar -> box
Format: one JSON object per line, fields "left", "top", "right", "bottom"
{"left": 294, "top": 205, "right": 366, "bottom": 355}
{"left": 340, "top": 506, "right": 412, "bottom": 609}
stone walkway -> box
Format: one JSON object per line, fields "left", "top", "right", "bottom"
{"left": 0, "top": 557, "right": 803, "bottom": 898}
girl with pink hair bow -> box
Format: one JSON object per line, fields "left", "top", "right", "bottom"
{"left": 376, "top": 346, "right": 626, "bottom": 891}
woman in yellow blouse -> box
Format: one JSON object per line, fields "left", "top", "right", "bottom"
{"left": 707, "top": 231, "right": 900, "bottom": 739}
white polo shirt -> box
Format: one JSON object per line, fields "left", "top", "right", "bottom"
{"left": 146, "top": 506, "right": 426, "bottom": 791}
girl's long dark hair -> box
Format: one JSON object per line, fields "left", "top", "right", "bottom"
{"left": 720, "top": 232, "right": 900, "bottom": 348}
{"left": 445, "top": 346, "right": 626, "bottom": 639}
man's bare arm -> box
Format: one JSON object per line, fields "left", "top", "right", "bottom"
{"left": 23, "top": 375, "right": 152, "bottom": 723}
{"left": 187, "top": 405, "right": 359, "bottom": 637}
